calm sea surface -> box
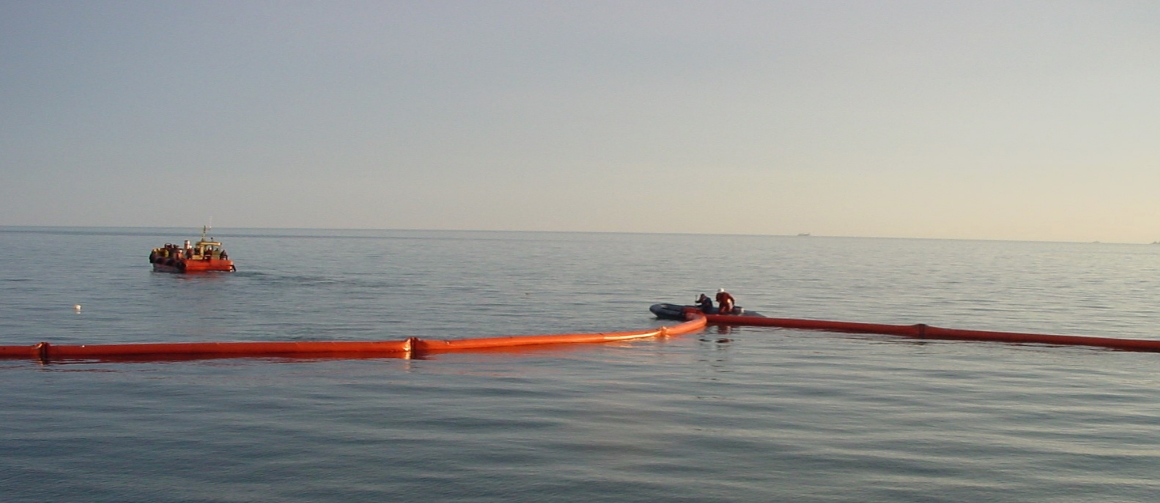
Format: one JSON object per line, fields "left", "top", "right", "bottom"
{"left": 2, "top": 227, "right": 1160, "bottom": 502}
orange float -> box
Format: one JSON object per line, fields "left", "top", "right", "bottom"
{"left": 6, "top": 305, "right": 1160, "bottom": 364}
{"left": 0, "top": 314, "right": 707, "bottom": 363}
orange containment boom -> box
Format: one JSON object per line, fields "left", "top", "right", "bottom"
{"left": 704, "top": 313, "right": 1160, "bottom": 353}
{"left": 0, "top": 314, "right": 707, "bottom": 363}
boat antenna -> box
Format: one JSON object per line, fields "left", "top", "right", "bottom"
{"left": 202, "top": 215, "right": 213, "bottom": 241}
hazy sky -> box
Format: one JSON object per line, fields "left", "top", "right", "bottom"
{"left": 2, "top": 1, "right": 1157, "bottom": 242}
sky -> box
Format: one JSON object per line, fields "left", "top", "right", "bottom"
{"left": 2, "top": 1, "right": 1158, "bottom": 242}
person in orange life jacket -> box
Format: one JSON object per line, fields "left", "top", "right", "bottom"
{"left": 696, "top": 293, "right": 715, "bottom": 313}
{"left": 715, "top": 288, "right": 735, "bottom": 314}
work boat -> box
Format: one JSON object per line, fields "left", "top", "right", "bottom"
{"left": 649, "top": 302, "right": 763, "bottom": 320}
{"left": 149, "top": 226, "right": 236, "bottom": 273}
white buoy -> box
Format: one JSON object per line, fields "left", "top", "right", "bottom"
{"left": 74, "top": 304, "right": 81, "bottom": 312}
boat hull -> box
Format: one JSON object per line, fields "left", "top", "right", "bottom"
{"left": 152, "top": 258, "right": 235, "bottom": 273}
{"left": 649, "top": 303, "right": 762, "bottom": 320}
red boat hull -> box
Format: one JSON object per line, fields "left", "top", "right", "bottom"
{"left": 152, "top": 258, "right": 235, "bottom": 273}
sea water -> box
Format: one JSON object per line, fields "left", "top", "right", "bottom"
{"left": 2, "top": 227, "right": 1159, "bottom": 502}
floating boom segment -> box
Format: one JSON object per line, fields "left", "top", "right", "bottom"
{"left": 0, "top": 314, "right": 707, "bottom": 363}
{"left": 414, "top": 319, "right": 704, "bottom": 353}
{"left": 706, "top": 314, "right": 1160, "bottom": 353}
{"left": 9, "top": 340, "right": 413, "bottom": 362}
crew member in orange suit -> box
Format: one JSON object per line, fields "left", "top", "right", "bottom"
{"left": 715, "top": 288, "right": 735, "bottom": 315}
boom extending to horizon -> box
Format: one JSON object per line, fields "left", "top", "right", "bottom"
{"left": 3, "top": 308, "right": 1160, "bottom": 364}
